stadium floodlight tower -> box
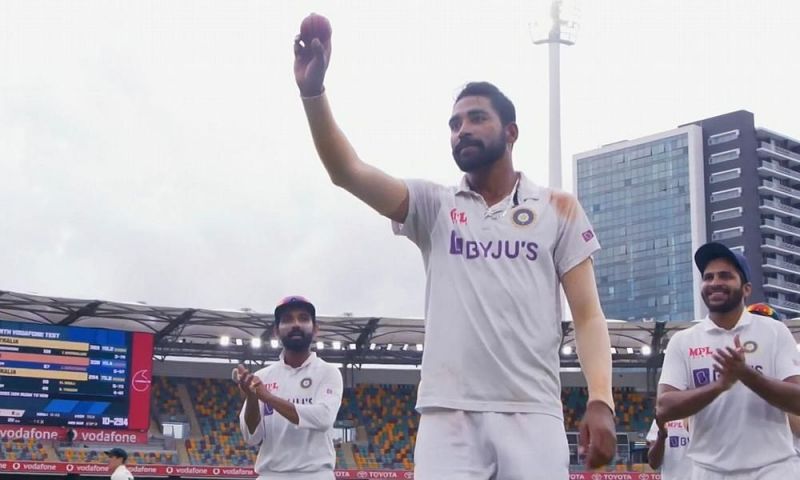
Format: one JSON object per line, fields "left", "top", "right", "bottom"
{"left": 532, "top": 0, "right": 579, "bottom": 189}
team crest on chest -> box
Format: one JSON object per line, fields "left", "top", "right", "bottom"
{"left": 742, "top": 340, "right": 758, "bottom": 353}
{"left": 300, "top": 377, "right": 312, "bottom": 389}
{"left": 511, "top": 207, "right": 536, "bottom": 227}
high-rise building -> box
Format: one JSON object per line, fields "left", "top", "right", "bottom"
{"left": 574, "top": 110, "right": 800, "bottom": 320}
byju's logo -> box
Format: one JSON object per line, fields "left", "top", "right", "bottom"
{"left": 449, "top": 231, "right": 538, "bottom": 261}
{"left": 692, "top": 368, "right": 711, "bottom": 387}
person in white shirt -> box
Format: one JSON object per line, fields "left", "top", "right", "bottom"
{"left": 646, "top": 418, "right": 690, "bottom": 480}
{"left": 657, "top": 242, "right": 800, "bottom": 479}
{"left": 236, "top": 296, "right": 343, "bottom": 480}
{"left": 105, "top": 448, "right": 133, "bottom": 480}
{"left": 748, "top": 303, "right": 800, "bottom": 459}
{"left": 293, "top": 14, "right": 616, "bottom": 479}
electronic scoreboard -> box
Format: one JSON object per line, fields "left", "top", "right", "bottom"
{"left": 0, "top": 320, "right": 153, "bottom": 429}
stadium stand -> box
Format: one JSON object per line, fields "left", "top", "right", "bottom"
{"left": 152, "top": 375, "right": 185, "bottom": 419}
{"left": 184, "top": 378, "right": 256, "bottom": 466}
{"left": 0, "top": 438, "right": 48, "bottom": 461}
{"left": 56, "top": 448, "right": 178, "bottom": 465}
{"left": 5, "top": 377, "right": 660, "bottom": 473}
{"left": 339, "top": 384, "right": 417, "bottom": 470}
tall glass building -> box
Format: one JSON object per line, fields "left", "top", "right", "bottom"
{"left": 577, "top": 110, "right": 800, "bottom": 321}
{"left": 574, "top": 126, "right": 706, "bottom": 321}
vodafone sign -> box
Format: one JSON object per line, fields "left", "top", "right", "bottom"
{"left": 0, "top": 462, "right": 660, "bottom": 479}
{"left": 0, "top": 425, "right": 147, "bottom": 444}
{"left": 132, "top": 369, "right": 152, "bottom": 392}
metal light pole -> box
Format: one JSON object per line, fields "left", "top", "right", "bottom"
{"left": 533, "top": 0, "right": 578, "bottom": 190}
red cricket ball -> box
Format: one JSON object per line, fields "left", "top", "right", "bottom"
{"left": 300, "top": 13, "right": 332, "bottom": 44}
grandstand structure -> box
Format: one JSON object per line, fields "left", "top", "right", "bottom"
{"left": 2, "top": 289, "right": 800, "bottom": 478}
{"left": 3, "top": 289, "right": 780, "bottom": 366}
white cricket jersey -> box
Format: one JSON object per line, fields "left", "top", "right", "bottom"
{"left": 393, "top": 174, "right": 600, "bottom": 416}
{"left": 239, "top": 352, "right": 343, "bottom": 478}
{"left": 110, "top": 465, "right": 134, "bottom": 480}
{"left": 646, "top": 419, "right": 691, "bottom": 480}
{"left": 659, "top": 311, "right": 800, "bottom": 472}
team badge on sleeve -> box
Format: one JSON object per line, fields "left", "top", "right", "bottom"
{"left": 581, "top": 230, "right": 595, "bottom": 242}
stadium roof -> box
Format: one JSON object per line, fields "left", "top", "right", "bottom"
{"left": 2, "top": 290, "right": 799, "bottom": 368}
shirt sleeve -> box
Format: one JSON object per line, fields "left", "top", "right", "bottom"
{"left": 645, "top": 420, "right": 659, "bottom": 442}
{"left": 775, "top": 322, "right": 800, "bottom": 381}
{"left": 551, "top": 190, "right": 601, "bottom": 279}
{"left": 659, "top": 333, "right": 690, "bottom": 391}
{"left": 296, "top": 365, "right": 344, "bottom": 431}
{"left": 239, "top": 397, "right": 265, "bottom": 446}
{"left": 391, "top": 179, "right": 446, "bottom": 251}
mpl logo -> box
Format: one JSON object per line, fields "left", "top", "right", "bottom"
{"left": 132, "top": 370, "right": 151, "bottom": 392}
{"left": 450, "top": 209, "right": 468, "bottom": 225}
{"left": 688, "top": 346, "right": 713, "bottom": 358}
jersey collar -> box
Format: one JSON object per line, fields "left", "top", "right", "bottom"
{"left": 278, "top": 351, "right": 317, "bottom": 370}
{"left": 700, "top": 310, "right": 753, "bottom": 333}
{"left": 456, "top": 172, "right": 542, "bottom": 202}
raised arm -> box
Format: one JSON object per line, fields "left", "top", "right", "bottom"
{"left": 294, "top": 15, "right": 409, "bottom": 223}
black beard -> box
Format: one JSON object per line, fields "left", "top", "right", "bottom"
{"left": 452, "top": 135, "right": 506, "bottom": 173}
{"left": 280, "top": 332, "right": 313, "bottom": 352}
{"left": 702, "top": 287, "right": 744, "bottom": 313}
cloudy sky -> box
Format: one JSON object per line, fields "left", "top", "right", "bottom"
{"left": 1, "top": 0, "right": 798, "bottom": 318}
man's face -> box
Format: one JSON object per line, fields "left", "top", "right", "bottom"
{"left": 701, "top": 258, "right": 750, "bottom": 313}
{"left": 449, "top": 96, "right": 509, "bottom": 173}
{"left": 275, "top": 307, "right": 316, "bottom": 352}
{"left": 107, "top": 455, "right": 123, "bottom": 470}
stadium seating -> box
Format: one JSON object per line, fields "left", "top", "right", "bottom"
{"left": 338, "top": 384, "right": 417, "bottom": 470}
{"left": 562, "top": 386, "right": 654, "bottom": 432}
{"left": 56, "top": 448, "right": 178, "bottom": 465}
{"left": 152, "top": 375, "right": 185, "bottom": 418}
{"left": 152, "top": 378, "right": 656, "bottom": 470}
{"left": 184, "top": 378, "right": 258, "bottom": 466}
{"left": 0, "top": 376, "right": 663, "bottom": 473}
{"left": 0, "top": 438, "right": 48, "bottom": 461}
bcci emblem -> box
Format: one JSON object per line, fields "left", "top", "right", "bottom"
{"left": 300, "top": 377, "right": 312, "bottom": 389}
{"left": 742, "top": 340, "right": 758, "bottom": 353}
{"left": 511, "top": 207, "right": 535, "bottom": 227}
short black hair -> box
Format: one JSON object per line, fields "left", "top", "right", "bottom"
{"left": 455, "top": 82, "right": 516, "bottom": 126}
